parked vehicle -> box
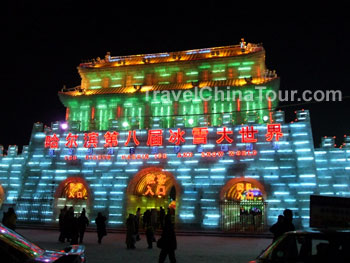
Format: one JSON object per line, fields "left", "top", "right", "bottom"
{"left": 250, "top": 229, "right": 350, "bottom": 263}
{"left": 0, "top": 223, "right": 86, "bottom": 263}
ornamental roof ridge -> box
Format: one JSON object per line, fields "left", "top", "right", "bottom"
{"left": 79, "top": 41, "right": 264, "bottom": 69}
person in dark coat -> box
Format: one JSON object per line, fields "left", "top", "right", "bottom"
{"left": 151, "top": 208, "right": 158, "bottom": 230}
{"left": 95, "top": 212, "right": 107, "bottom": 244}
{"left": 269, "top": 215, "right": 285, "bottom": 242}
{"left": 143, "top": 209, "right": 151, "bottom": 229}
{"left": 2, "top": 207, "right": 17, "bottom": 230}
{"left": 77, "top": 209, "right": 89, "bottom": 243}
{"left": 70, "top": 216, "right": 79, "bottom": 245}
{"left": 159, "top": 206, "right": 165, "bottom": 229}
{"left": 158, "top": 213, "right": 177, "bottom": 263}
{"left": 135, "top": 208, "right": 141, "bottom": 241}
{"left": 58, "top": 206, "right": 67, "bottom": 242}
{"left": 126, "top": 214, "right": 136, "bottom": 249}
{"left": 146, "top": 225, "right": 156, "bottom": 249}
{"left": 63, "top": 207, "right": 75, "bottom": 242}
{"left": 282, "top": 209, "right": 295, "bottom": 233}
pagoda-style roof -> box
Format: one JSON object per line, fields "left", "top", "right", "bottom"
{"left": 59, "top": 76, "right": 278, "bottom": 97}
{"left": 79, "top": 42, "right": 263, "bottom": 69}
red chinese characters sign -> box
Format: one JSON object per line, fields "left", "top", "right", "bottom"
{"left": 142, "top": 173, "right": 167, "bottom": 197}
{"left": 63, "top": 182, "right": 88, "bottom": 200}
{"left": 44, "top": 124, "right": 283, "bottom": 149}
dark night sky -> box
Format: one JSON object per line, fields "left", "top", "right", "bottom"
{"left": 1, "top": 4, "right": 349, "bottom": 151}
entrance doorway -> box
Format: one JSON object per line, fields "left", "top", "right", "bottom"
{"left": 220, "top": 178, "right": 267, "bottom": 232}
{"left": 54, "top": 177, "right": 91, "bottom": 221}
{"left": 126, "top": 167, "right": 180, "bottom": 226}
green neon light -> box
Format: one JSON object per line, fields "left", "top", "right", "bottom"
{"left": 82, "top": 109, "right": 89, "bottom": 131}
{"left": 155, "top": 68, "right": 166, "bottom": 73}
{"left": 97, "top": 104, "right": 107, "bottom": 109}
{"left": 90, "top": 86, "right": 102, "bottom": 89}
{"left": 160, "top": 73, "right": 171, "bottom": 77}
{"left": 213, "top": 78, "right": 226, "bottom": 81}
{"left": 134, "top": 76, "right": 144, "bottom": 79}
{"left": 242, "top": 61, "right": 255, "bottom": 65}
{"left": 98, "top": 109, "right": 103, "bottom": 130}
{"left": 68, "top": 101, "right": 79, "bottom": 107}
{"left": 199, "top": 64, "right": 211, "bottom": 69}
{"left": 212, "top": 102, "right": 217, "bottom": 126}
{"left": 158, "top": 81, "right": 170, "bottom": 84}
{"left": 90, "top": 79, "right": 102, "bottom": 82}
{"left": 111, "top": 84, "right": 122, "bottom": 87}
{"left": 212, "top": 69, "right": 225, "bottom": 73}
{"left": 238, "top": 67, "right": 251, "bottom": 71}
{"left": 165, "top": 100, "right": 173, "bottom": 105}
{"left": 228, "top": 62, "right": 240, "bottom": 66}
{"left": 111, "top": 77, "right": 122, "bottom": 80}
{"left": 238, "top": 75, "right": 251, "bottom": 79}
{"left": 186, "top": 71, "right": 198, "bottom": 75}
{"left": 108, "top": 107, "right": 114, "bottom": 121}
{"left": 186, "top": 80, "right": 198, "bottom": 83}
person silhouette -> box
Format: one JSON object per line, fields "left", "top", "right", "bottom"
{"left": 95, "top": 212, "right": 107, "bottom": 244}
{"left": 159, "top": 206, "right": 165, "bottom": 229}
{"left": 269, "top": 215, "right": 285, "bottom": 242}
{"left": 135, "top": 208, "right": 141, "bottom": 241}
{"left": 78, "top": 208, "right": 89, "bottom": 243}
{"left": 282, "top": 209, "right": 295, "bottom": 233}
{"left": 126, "top": 214, "right": 136, "bottom": 249}
{"left": 158, "top": 211, "right": 177, "bottom": 263}
{"left": 58, "top": 206, "right": 67, "bottom": 242}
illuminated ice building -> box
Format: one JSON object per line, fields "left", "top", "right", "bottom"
{"left": 1, "top": 40, "right": 350, "bottom": 231}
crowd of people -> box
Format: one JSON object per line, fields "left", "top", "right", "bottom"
{"left": 58, "top": 206, "right": 90, "bottom": 244}
{"left": 2, "top": 205, "right": 298, "bottom": 263}
{"left": 126, "top": 206, "right": 177, "bottom": 262}
{"left": 125, "top": 206, "right": 167, "bottom": 249}
{"left": 1, "top": 205, "right": 176, "bottom": 262}
{"left": 58, "top": 206, "right": 108, "bottom": 245}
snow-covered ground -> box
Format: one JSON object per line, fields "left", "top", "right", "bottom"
{"left": 17, "top": 228, "right": 271, "bottom": 263}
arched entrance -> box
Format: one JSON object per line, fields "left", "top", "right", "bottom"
{"left": 0, "top": 185, "right": 4, "bottom": 209}
{"left": 220, "top": 178, "right": 267, "bottom": 232}
{"left": 126, "top": 167, "right": 181, "bottom": 225}
{"left": 54, "top": 177, "right": 91, "bottom": 221}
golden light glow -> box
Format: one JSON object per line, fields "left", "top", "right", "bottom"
{"left": 226, "top": 181, "right": 263, "bottom": 201}
{"left": 134, "top": 171, "right": 171, "bottom": 198}
{"left": 63, "top": 182, "right": 88, "bottom": 199}
{"left": 79, "top": 43, "right": 264, "bottom": 69}
{"left": 169, "top": 200, "right": 176, "bottom": 210}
